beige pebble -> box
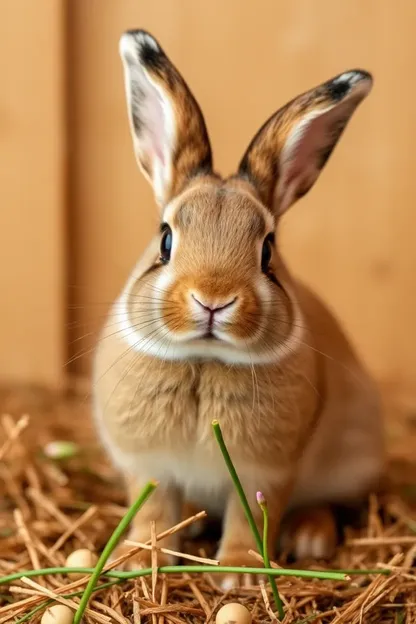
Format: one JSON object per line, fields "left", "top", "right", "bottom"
{"left": 41, "top": 604, "right": 74, "bottom": 624}
{"left": 65, "top": 548, "right": 97, "bottom": 580}
{"left": 216, "top": 602, "right": 252, "bottom": 624}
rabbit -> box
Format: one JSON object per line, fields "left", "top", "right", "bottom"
{"left": 93, "top": 29, "right": 385, "bottom": 587}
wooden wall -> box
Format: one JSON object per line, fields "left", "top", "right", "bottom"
{"left": 0, "top": 1, "right": 66, "bottom": 387}
{"left": 2, "top": 1, "right": 416, "bottom": 398}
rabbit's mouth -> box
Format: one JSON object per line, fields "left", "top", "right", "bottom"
{"left": 202, "top": 331, "right": 217, "bottom": 341}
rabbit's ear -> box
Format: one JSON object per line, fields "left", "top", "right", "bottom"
{"left": 238, "top": 70, "right": 372, "bottom": 216}
{"left": 120, "top": 30, "right": 213, "bottom": 207}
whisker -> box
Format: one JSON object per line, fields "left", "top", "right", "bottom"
{"left": 245, "top": 340, "right": 260, "bottom": 419}
{"left": 65, "top": 312, "right": 179, "bottom": 366}
{"left": 127, "top": 318, "right": 187, "bottom": 422}
{"left": 101, "top": 322, "right": 179, "bottom": 416}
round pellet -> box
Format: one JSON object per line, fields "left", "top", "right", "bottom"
{"left": 41, "top": 604, "right": 73, "bottom": 624}
{"left": 65, "top": 548, "right": 97, "bottom": 580}
{"left": 216, "top": 602, "right": 252, "bottom": 624}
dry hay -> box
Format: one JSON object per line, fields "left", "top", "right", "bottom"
{"left": 0, "top": 383, "right": 415, "bottom": 623}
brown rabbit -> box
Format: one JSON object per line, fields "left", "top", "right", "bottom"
{"left": 93, "top": 30, "right": 384, "bottom": 587}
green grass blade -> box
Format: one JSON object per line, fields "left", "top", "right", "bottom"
{"left": 212, "top": 420, "right": 284, "bottom": 619}
{"left": 257, "top": 492, "right": 283, "bottom": 617}
{"left": 0, "top": 564, "right": 351, "bottom": 586}
{"left": 73, "top": 479, "right": 157, "bottom": 624}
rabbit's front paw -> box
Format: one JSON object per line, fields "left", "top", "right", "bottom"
{"left": 280, "top": 506, "right": 337, "bottom": 560}
{"left": 216, "top": 551, "right": 264, "bottom": 590}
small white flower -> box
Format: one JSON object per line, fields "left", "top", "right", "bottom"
{"left": 43, "top": 440, "right": 79, "bottom": 460}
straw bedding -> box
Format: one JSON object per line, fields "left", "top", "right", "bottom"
{"left": 0, "top": 383, "right": 415, "bottom": 623}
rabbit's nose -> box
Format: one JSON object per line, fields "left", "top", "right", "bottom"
{"left": 191, "top": 294, "right": 237, "bottom": 314}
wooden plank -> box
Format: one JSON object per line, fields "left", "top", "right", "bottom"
{"left": 0, "top": 1, "right": 66, "bottom": 386}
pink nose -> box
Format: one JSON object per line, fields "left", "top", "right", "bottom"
{"left": 191, "top": 294, "right": 237, "bottom": 314}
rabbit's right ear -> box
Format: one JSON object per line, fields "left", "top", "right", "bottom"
{"left": 237, "top": 70, "right": 373, "bottom": 217}
{"left": 119, "top": 30, "right": 213, "bottom": 207}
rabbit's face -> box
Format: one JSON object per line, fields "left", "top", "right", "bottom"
{"left": 118, "top": 30, "right": 372, "bottom": 364}
{"left": 125, "top": 177, "right": 297, "bottom": 364}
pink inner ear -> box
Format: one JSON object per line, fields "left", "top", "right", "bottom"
{"left": 154, "top": 143, "right": 165, "bottom": 166}
{"left": 280, "top": 112, "right": 331, "bottom": 203}
{"left": 142, "top": 82, "right": 169, "bottom": 170}
{"left": 287, "top": 119, "right": 323, "bottom": 180}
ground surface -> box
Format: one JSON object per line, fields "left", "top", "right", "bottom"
{"left": 0, "top": 383, "right": 415, "bottom": 623}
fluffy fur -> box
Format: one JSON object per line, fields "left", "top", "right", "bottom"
{"left": 93, "top": 30, "right": 384, "bottom": 586}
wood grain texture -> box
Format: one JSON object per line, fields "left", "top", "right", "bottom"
{"left": 68, "top": 0, "right": 416, "bottom": 394}
{"left": 0, "top": 0, "right": 66, "bottom": 385}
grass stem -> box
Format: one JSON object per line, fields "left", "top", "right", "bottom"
{"left": 0, "top": 564, "right": 351, "bottom": 586}
{"left": 73, "top": 480, "right": 157, "bottom": 624}
{"left": 257, "top": 492, "right": 283, "bottom": 617}
{"left": 212, "top": 420, "right": 284, "bottom": 619}
{"left": 211, "top": 421, "right": 262, "bottom": 552}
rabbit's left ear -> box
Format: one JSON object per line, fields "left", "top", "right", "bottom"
{"left": 238, "top": 70, "right": 373, "bottom": 216}
{"left": 120, "top": 30, "right": 213, "bottom": 207}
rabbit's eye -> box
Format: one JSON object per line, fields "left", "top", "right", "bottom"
{"left": 160, "top": 226, "right": 172, "bottom": 263}
{"left": 261, "top": 233, "right": 274, "bottom": 273}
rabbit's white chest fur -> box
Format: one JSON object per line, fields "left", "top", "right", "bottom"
{"left": 93, "top": 330, "right": 317, "bottom": 509}
{"left": 97, "top": 423, "right": 290, "bottom": 513}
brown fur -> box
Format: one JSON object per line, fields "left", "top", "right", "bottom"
{"left": 95, "top": 32, "right": 384, "bottom": 582}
